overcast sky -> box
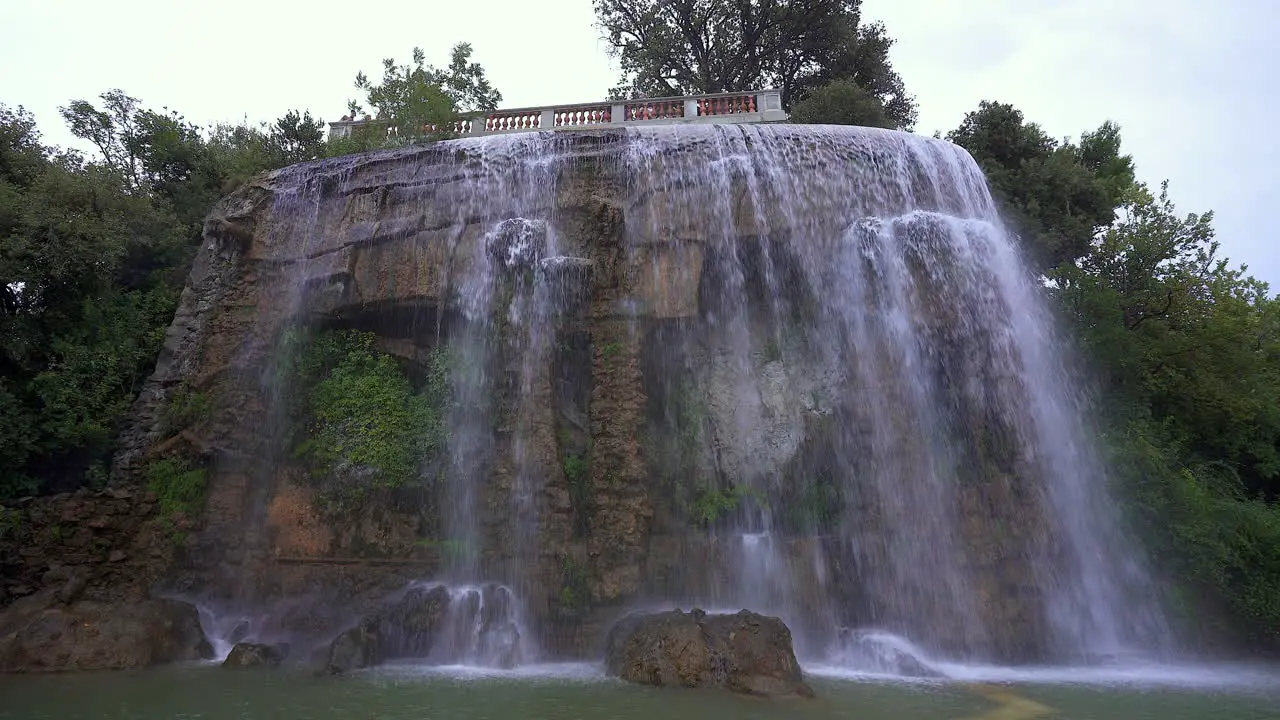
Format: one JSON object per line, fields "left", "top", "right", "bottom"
{"left": 2, "top": 1, "right": 1275, "bottom": 286}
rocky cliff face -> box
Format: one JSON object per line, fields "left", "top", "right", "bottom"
{"left": 26, "top": 124, "right": 1160, "bottom": 668}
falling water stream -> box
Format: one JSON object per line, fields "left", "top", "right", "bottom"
{"left": 187, "top": 124, "right": 1188, "bottom": 680}
{"left": 620, "top": 125, "right": 1169, "bottom": 666}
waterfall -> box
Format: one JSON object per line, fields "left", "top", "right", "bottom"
{"left": 206, "top": 122, "right": 1168, "bottom": 670}
{"left": 620, "top": 124, "right": 1169, "bottom": 663}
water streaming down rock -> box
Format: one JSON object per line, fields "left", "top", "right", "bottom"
{"left": 146, "top": 123, "right": 1171, "bottom": 671}
{"left": 621, "top": 124, "right": 1169, "bottom": 664}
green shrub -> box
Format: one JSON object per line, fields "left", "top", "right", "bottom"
{"left": 1113, "top": 419, "right": 1280, "bottom": 647}
{"left": 285, "top": 329, "right": 453, "bottom": 510}
{"left": 791, "top": 79, "right": 894, "bottom": 129}
{"left": 146, "top": 457, "right": 208, "bottom": 517}
{"left": 685, "top": 486, "right": 741, "bottom": 528}
{"left": 162, "top": 385, "right": 212, "bottom": 431}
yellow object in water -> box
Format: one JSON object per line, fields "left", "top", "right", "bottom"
{"left": 957, "top": 683, "right": 1055, "bottom": 719}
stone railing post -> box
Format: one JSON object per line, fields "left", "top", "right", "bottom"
{"left": 540, "top": 109, "right": 555, "bottom": 130}
{"left": 757, "top": 90, "right": 786, "bottom": 121}
{"left": 611, "top": 104, "right": 625, "bottom": 124}
{"left": 684, "top": 98, "right": 699, "bottom": 119}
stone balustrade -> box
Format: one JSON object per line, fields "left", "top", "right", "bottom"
{"left": 328, "top": 89, "right": 787, "bottom": 139}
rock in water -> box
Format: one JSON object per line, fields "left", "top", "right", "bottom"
{"left": 323, "top": 584, "right": 455, "bottom": 674}
{"left": 324, "top": 618, "right": 381, "bottom": 675}
{"left": 604, "top": 609, "right": 814, "bottom": 698}
{"left": 0, "top": 595, "right": 213, "bottom": 672}
{"left": 222, "top": 641, "right": 289, "bottom": 668}
{"left": 377, "top": 584, "right": 452, "bottom": 659}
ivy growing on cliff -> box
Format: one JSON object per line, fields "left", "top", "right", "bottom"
{"left": 145, "top": 456, "right": 207, "bottom": 519}
{"left": 283, "top": 328, "right": 453, "bottom": 510}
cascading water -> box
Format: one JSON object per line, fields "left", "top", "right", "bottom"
{"left": 193, "top": 122, "right": 1170, "bottom": 672}
{"left": 622, "top": 124, "right": 1169, "bottom": 665}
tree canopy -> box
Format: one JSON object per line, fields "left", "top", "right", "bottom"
{"left": 593, "top": 0, "right": 917, "bottom": 129}
{"left": 347, "top": 43, "right": 502, "bottom": 144}
{"left": 947, "top": 101, "right": 1134, "bottom": 273}
{"left": 0, "top": 94, "right": 334, "bottom": 497}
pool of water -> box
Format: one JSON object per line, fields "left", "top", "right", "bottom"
{"left": 0, "top": 661, "right": 1276, "bottom": 719}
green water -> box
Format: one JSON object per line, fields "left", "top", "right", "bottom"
{"left": 0, "top": 663, "right": 1276, "bottom": 720}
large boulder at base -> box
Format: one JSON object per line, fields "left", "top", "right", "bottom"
{"left": 222, "top": 641, "right": 289, "bottom": 668}
{"left": 324, "top": 618, "right": 381, "bottom": 674}
{"left": 604, "top": 608, "right": 814, "bottom": 698}
{"left": 0, "top": 594, "right": 213, "bottom": 672}
{"left": 376, "top": 584, "right": 451, "bottom": 659}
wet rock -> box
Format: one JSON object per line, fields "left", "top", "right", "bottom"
{"left": 604, "top": 609, "right": 814, "bottom": 698}
{"left": 222, "top": 641, "right": 289, "bottom": 668}
{"left": 487, "top": 218, "right": 547, "bottom": 270}
{"left": 227, "top": 620, "right": 251, "bottom": 645}
{"left": 538, "top": 256, "right": 594, "bottom": 316}
{"left": 476, "top": 584, "right": 520, "bottom": 669}
{"left": 55, "top": 571, "right": 88, "bottom": 605}
{"left": 324, "top": 618, "right": 381, "bottom": 674}
{"left": 0, "top": 596, "right": 213, "bottom": 672}
{"left": 377, "top": 584, "right": 452, "bottom": 659}
{"left": 41, "top": 565, "right": 72, "bottom": 585}
{"left": 323, "top": 584, "right": 454, "bottom": 674}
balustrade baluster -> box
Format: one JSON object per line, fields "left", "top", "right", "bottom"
{"left": 332, "top": 91, "right": 776, "bottom": 136}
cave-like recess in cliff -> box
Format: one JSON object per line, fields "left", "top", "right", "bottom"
{"left": 127, "top": 124, "right": 1171, "bottom": 668}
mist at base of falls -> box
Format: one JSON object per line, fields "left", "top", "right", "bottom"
{"left": 220, "top": 122, "right": 1172, "bottom": 671}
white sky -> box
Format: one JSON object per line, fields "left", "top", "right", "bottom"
{"left": 2, "top": 0, "right": 1276, "bottom": 285}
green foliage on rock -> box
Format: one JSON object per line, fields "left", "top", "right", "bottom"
{"left": 651, "top": 373, "right": 746, "bottom": 529}
{"left": 685, "top": 486, "right": 741, "bottom": 528}
{"left": 161, "top": 385, "right": 212, "bottom": 433}
{"left": 285, "top": 329, "right": 453, "bottom": 511}
{"left": 145, "top": 457, "right": 207, "bottom": 518}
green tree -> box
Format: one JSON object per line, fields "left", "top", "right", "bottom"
{"left": 0, "top": 103, "right": 189, "bottom": 496}
{"left": 59, "top": 90, "right": 146, "bottom": 191}
{"left": 1053, "top": 181, "right": 1280, "bottom": 650}
{"left": 947, "top": 101, "right": 1134, "bottom": 272}
{"left": 790, "top": 79, "right": 892, "bottom": 128}
{"left": 0, "top": 93, "right": 331, "bottom": 500}
{"left": 593, "top": 0, "right": 916, "bottom": 129}
{"left": 348, "top": 43, "right": 502, "bottom": 144}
